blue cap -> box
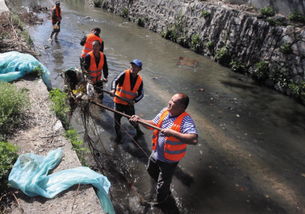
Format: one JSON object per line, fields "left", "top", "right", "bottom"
{"left": 55, "top": 1, "right": 60, "bottom": 5}
{"left": 130, "top": 59, "right": 142, "bottom": 68}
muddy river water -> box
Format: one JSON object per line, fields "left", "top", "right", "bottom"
{"left": 10, "top": 0, "right": 305, "bottom": 213}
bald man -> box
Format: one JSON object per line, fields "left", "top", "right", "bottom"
{"left": 130, "top": 93, "right": 198, "bottom": 205}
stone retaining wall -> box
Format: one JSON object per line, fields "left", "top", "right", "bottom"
{"left": 91, "top": 0, "right": 305, "bottom": 103}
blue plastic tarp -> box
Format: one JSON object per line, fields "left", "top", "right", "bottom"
{"left": 8, "top": 148, "right": 115, "bottom": 214}
{"left": 0, "top": 51, "right": 52, "bottom": 90}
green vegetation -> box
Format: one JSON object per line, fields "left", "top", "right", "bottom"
{"left": 10, "top": 14, "right": 24, "bottom": 29}
{"left": 137, "top": 18, "right": 145, "bottom": 27}
{"left": 279, "top": 43, "right": 293, "bottom": 54}
{"left": 288, "top": 11, "right": 305, "bottom": 24}
{"left": 253, "top": 61, "right": 269, "bottom": 82}
{"left": 0, "top": 142, "right": 18, "bottom": 190}
{"left": 0, "top": 82, "right": 29, "bottom": 141}
{"left": 270, "top": 66, "right": 290, "bottom": 88}
{"left": 260, "top": 7, "right": 275, "bottom": 17}
{"left": 201, "top": 10, "right": 211, "bottom": 18}
{"left": 121, "top": 8, "right": 129, "bottom": 18}
{"left": 268, "top": 16, "right": 287, "bottom": 26}
{"left": 288, "top": 81, "right": 305, "bottom": 97}
{"left": 161, "top": 15, "right": 185, "bottom": 44}
{"left": 49, "top": 89, "right": 70, "bottom": 129}
{"left": 206, "top": 40, "right": 214, "bottom": 51}
{"left": 230, "top": 61, "right": 246, "bottom": 74}
{"left": 215, "top": 46, "right": 231, "bottom": 66}
{"left": 65, "top": 129, "right": 88, "bottom": 165}
{"left": 190, "top": 34, "right": 202, "bottom": 52}
{"left": 21, "top": 31, "right": 33, "bottom": 46}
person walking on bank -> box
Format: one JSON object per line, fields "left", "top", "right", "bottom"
{"left": 130, "top": 93, "right": 198, "bottom": 205}
{"left": 83, "top": 40, "right": 108, "bottom": 101}
{"left": 110, "top": 59, "right": 144, "bottom": 143}
{"left": 49, "top": 1, "right": 62, "bottom": 41}
{"left": 80, "top": 27, "right": 104, "bottom": 68}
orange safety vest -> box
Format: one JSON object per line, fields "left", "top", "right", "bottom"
{"left": 52, "top": 6, "right": 61, "bottom": 22}
{"left": 114, "top": 69, "right": 143, "bottom": 105}
{"left": 87, "top": 51, "right": 104, "bottom": 84}
{"left": 152, "top": 110, "right": 189, "bottom": 162}
{"left": 81, "top": 33, "right": 103, "bottom": 58}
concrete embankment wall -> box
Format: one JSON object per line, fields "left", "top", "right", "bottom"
{"left": 91, "top": 0, "right": 305, "bottom": 103}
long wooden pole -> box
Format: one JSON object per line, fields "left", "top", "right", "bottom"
{"left": 90, "top": 100, "right": 162, "bottom": 131}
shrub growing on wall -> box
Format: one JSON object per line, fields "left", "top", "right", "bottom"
{"left": 215, "top": 46, "right": 231, "bottom": 66}
{"left": 260, "top": 7, "right": 275, "bottom": 17}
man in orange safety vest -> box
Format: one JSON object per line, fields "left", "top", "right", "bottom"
{"left": 49, "top": 1, "right": 62, "bottom": 41}
{"left": 110, "top": 59, "right": 144, "bottom": 143}
{"left": 80, "top": 28, "right": 104, "bottom": 70}
{"left": 83, "top": 40, "right": 108, "bottom": 101}
{"left": 130, "top": 93, "right": 198, "bottom": 205}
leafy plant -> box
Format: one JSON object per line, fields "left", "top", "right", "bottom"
{"left": 230, "top": 60, "right": 246, "bottom": 73}
{"left": 21, "top": 31, "right": 33, "bottom": 46}
{"left": 190, "top": 34, "right": 202, "bottom": 52}
{"left": 206, "top": 40, "right": 214, "bottom": 52}
{"left": 65, "top": 129, "right": 88, "bottom": 165}
{"left": 0, "top": 82, "right": 29, "bottom": 140}
{"left": 49, "top": 89, "right": 70, "bottom": 129}
{"left": 161, "top": 15, "right": 185, "bottom": 43}
{"left": 215, "top": 46, "right": 231, "bottom": 66}
{"left": 288, "top": 81, "right": 305, "bottom": 96}
{"left": 279, "top": 43, "right": 293, "bottom": 54}
{"left": 201, "top": 10, "right": 211, "bottom": 18}
{"left": 260, "top": 7, "right": 275, "bottom": 17}
{"left": 10, "top": 14, "right": 24, "bottom": 30}
{"left": 121, "top": 8, "right": 129, "bottom": 18}
{"left": 253, "top": 61, "right": 269, "bottom": 82}
{"left": 0, "top": 142, "right": 18, "bottom": 190}
{"left": 288, "top": 11, "right": 305, "bottom": 24}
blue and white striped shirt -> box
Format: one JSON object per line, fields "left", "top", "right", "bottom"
{"left": 151, "top": 108, "right": 198, "bottom": 163}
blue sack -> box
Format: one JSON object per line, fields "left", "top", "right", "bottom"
{"left": 0, "top": 51, "right": 52, "bottom": 90}
{"left": 8, "top": 148, "right": 115, "bottom": 214}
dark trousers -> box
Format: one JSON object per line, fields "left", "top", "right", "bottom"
{"left": 93, "top": 80, "right": 104, "bottom": 101}
{"left": 147, "top": 156, "right": 178, "bottom": 202}
{"left": 50, "top": 21, "right": 60, "bottom": 38}
{"left": 114, "top": 103, "right": 139, "bottom": 137}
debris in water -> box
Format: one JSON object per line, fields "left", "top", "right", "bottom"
{"left": 177, "top": 56, "right": 199, "bottom": 68}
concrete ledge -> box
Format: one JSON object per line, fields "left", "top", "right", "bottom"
{"left": 0, "top": 0, "right": 8, "bottom": 13}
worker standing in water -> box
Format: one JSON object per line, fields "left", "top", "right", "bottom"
{"left": 49, "top": 1, "right": 62, "bottom": 41}
{"left": 130, "top": 93, "right": 198, "bottom": 205}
